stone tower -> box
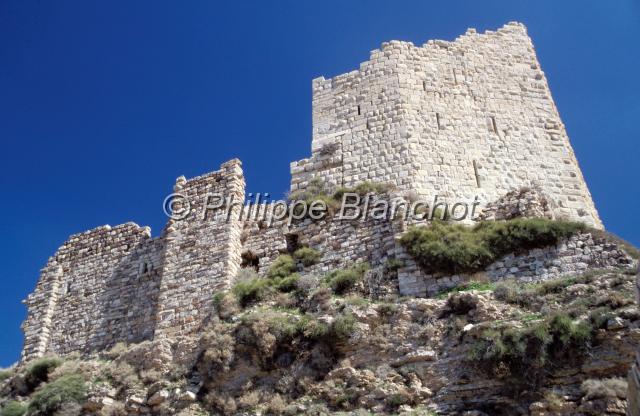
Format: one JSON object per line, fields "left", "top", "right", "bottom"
{"left": 290, "top": 22, "right": 602, "bottom": 229}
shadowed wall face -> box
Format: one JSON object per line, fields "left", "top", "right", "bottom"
{"left": 21, "top": 160, "right": 245, "bottom": 361}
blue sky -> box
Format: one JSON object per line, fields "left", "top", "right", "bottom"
{"left": 0, "top": 1, "right": 638, "bottom": 366}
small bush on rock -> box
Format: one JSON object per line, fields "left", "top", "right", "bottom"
{"left": 445, "top": 292, "right": 480, "bottom": 315}
{"left": 232, "top": 278, "right": 271, "bottom": 307}
{"left": 332, "top": 182, "right": 392, "bottom": 201}
{"left": 1, "top": 401, "right": 27, "bottom": 416}
{"left": 198, "top": 324, "right": 235, "bottom": 374}
{"left": 288, "top": 178, "right": 339, "bottom": 214}
{"left": 267, "top": 255, "right": 296, "bottom": 280}
{"left": 331, "top": 314, "right": 356, "bottom": 340}
{"left": 325, "top": 263, "right": 369, "bottom": 295}
{"left": 213, "top": 291, "right": 240, "bottom": 320}
{"left": 293, "top": 247, "right": 321, "bottom": 267}
{"left": 28, "top": 374, "right": 87, "bottom": 415}
{"left": 437, "top": 281, "right": 495, "bottom": 299}
{"left": 101, "top": 361, "right": 140, "bottom": 391}
{"left": 581, "top": 378, "right": 627, "bottom": 400}
{"left": 0, "top": 368, "right": 13, "bottom": 382}
{"left": 470, "top": 312, "right": 592, "bottom": 389}
{"left": 272, "top": 273, "right": 300, "bottom": 293}
{"left": 25, "top": 356, "right": 62, "bottom": 390}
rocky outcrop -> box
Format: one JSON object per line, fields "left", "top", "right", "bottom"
{"left": 4, "top": 267, "right": 637, "bottom": 415}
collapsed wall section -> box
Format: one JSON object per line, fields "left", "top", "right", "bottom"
{"left": 22, "top": 160, "right": 246, "bottom": 361}
{"left": 21, "top": 223, "right": 163, "bottom": 361}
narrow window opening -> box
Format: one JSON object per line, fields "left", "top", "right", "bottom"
{"left": 436, "top": 113, "right": 442, "bottom": 130}
{"left": 138, "top": 261, "right": 151, "bottom": 276}
{"left": 63, "top": 282, "right": 71, "bottom": 295}
{"left": 472, "top": 160, "right": 481, "bottom": 188}
{"left": 422, "top": 80, "right": 427, "bottom": 91}
{"left": 357, "top": 105, "right": 361, "bottom": 116}
{"left": 487, "top": 116, "right": 497, "bottom": 133}
{"left": 241, "top": 251, "right": 260, "bottom": 272}
{"left": 453, "top": 69, "right": 458, "bottom": 85}
{"left": 285, "top": 234, "right": 300, "bottom": 254}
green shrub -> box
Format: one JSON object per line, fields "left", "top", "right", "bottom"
{"left": 273, "top": 273, "right": 300, "bottom": 293}
{"left": 400, "top": 222, "right": 493, "bottom": 274}
{"left": 325, "top": 263, "right": 369, "bottom": 295}
{"left": 493, "top": 281, "right": 538, "bottom": 308}
{"left": 478, "top": 218, "right": 585, "bottom": 255}
{"left": 25, "top": 357, "right": 62, "bottom": 390}
{"left": 470, "top": 312, "right": 592, "bottom": 389}
{"left": 267, "top": 255, "right": 296, "bottom": 279}
{"left": 265, "top": 313, "right": 305, "bottom": 341}
{"left": 293, "top": 247, "right": 321, "bottom": 267}
{"left": 436, "top": 281, "right": 495, "bottom": 299}
{"left": 445, "top": 292, "right": 480, "bottom": 315}
{"left": 377, "top": 303, "right": 398, "bottom": 317}
{"left": 1, "top": 401, "right": 27, "bottom": 416}
{"left": 386, "top": 393, "right": 410, "bottom": 409}
{"left": 28, "top": 374, "right": 87, "bottom": 415}
{"left": 299, "top": 317, "right": 331, "bottom": 339}
{"left": 401, "top": 218, "right": 585, "bottom": 274}
{"left": 331, "top": 314, "right": 356, "bottom": 340}
{"left": 288, "top": 178, "right": 328, "bottom": 203}
{"left": 232, "top": 278, "right": 271, "bottom": 307}
{"left": 0, "top": 368, "right": 13, "bottom": 382}
{"left": 332, "top": 182, "right": 391, "bottom": 201}
{"left": 247, "top": 310, "right": 355, "bottom": 346}
{"left": 536, "top": 277, "right": 576, "bottom": 295}
{"left": 288, "top": 178, "right": 339, "bottom": 214}
{"left": 212, "top": 291, "right": 240, "bottom": 320}
{"left": 589, "top": 307, "right": 613, "bottom": 330}
{"left": 383, "top": 258, "right": 404, "bottom": 273}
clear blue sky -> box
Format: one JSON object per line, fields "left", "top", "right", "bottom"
{"left": 1, "top": 1, "right": 638, "bottom": 366}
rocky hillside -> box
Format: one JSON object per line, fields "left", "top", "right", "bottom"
{"left": 3, "top": 218, "right": 639, "bottom": 416}
{"left": 1, "top": 259, "right": 638, "bottom": 415}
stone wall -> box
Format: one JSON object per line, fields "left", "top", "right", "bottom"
{"left": 21, "top": 161, "right": 245, "bottom": 361}
{"left": 22, "top": 223, "right": 163, "bottom": 360}
{"left": 479, "top": 187, "right": 553, "bottom": 221}
{"left": 240, "top": 196, "right": 403, "bottom": 278}
{"left": 291, "top": 22, "right": 602, "bottom": 229}
{"left": 155, "top": 159, "right": 245, "bottom": 338}
{"left": 397, "top": 232, "right": 634, "bottom": 297}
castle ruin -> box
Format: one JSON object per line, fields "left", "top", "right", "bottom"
{"left": 22, "top": 22, "right": 623, "bottom": 363}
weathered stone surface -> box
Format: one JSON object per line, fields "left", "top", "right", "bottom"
{"left": 291, "top": 22, "right": 602, "bottom": 229}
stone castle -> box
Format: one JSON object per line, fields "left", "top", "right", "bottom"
{"left": 22, "top": 22, "right": 624, "bottom": 363}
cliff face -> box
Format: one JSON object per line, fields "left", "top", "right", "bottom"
{"left": 2, "top": 265, "right": 637, "bottom": 415}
